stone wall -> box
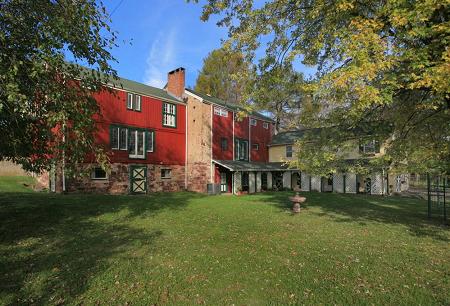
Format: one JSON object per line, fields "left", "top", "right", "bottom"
{"left": 186, "top": 162, "right": 210, "bottom": 193}
{"left": 66, "top": 163, "right": 185, "bottom": 194}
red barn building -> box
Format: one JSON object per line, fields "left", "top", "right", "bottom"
{"left": 62, "top": 71, "right": 187, "bottom": 194}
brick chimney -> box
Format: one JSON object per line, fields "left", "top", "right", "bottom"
{"left": 167, "top": 67, "right": 185, "bottom": 98}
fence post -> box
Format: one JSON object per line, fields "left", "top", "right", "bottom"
{"left": 427, "top": 173, "right": 431, "bottom": 218}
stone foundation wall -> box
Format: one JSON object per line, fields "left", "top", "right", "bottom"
{"left": 186, "top": 162, "right": 210, "bottom": 193}
{"left": 66, "top": 163, "right": 185, "bottom": 194}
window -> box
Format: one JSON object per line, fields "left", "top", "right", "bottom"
{"left": 252, "top": 143, "right": 259, "bottom": 150}
{"left": 126, "top": 93, "right": 142, "bottom": 111}
{"left": 91, "top": 167, "right": 107, "bottom": 180}
{"left": 221, "top": 138, "right": 228, "bottom": 151}
{"left": 129, "top": 129, "right": 145, "bottom": 159}
{"left": 119, "top": 127, "right": 128, "bottom": 150}
{"left": 235, "top": 139, "right": 249, "bottom": 161}
{"left": 286, "top": 145, "right": 293, "bottom": 158}
{"left": 250, "top": 118, "right": 257, "bottom": 126}
{"left": 214, "top": 106, "right": 228, "bottom": 117}
{"left": 263, "top": 122, "right": 269, "bottom": 129}
{"left": 146, "top": 130, "right": 155, "bottom": 152}
{"left": 135, "top": 95, "right": 141, "bottom": 111}
{"left": 161, "top": 168, "right": 171, "bottom": 179}
{"left": 359, "top": 140, "right": 380, "bottom": 154}
{"left": 110, "top": 126, "right": 119, "bottom": 149}
{"left": 110, "top": 126, "right": 128, "bottom": 150}
{"left": 163, "top": 103, "right": 177, "bottom": 127}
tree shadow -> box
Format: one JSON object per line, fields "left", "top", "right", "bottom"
{"left": 0, "top": 191, "right": 204, "bottom": 304}
{"left": 256, "top": 191, "right": 449, "bottom": 242}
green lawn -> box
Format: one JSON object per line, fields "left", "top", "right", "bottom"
{"left": 0, "top": 176, "right": 36, "bottom": 192}
{"left": 0, "top": 181, "right": 449, "bottom": 305}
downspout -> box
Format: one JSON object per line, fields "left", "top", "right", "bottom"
{"left": 248, "top": 117, "right": 251, "bottom": 161}
{"left": 210, "top": 104, "right": 213, "bottom": 183}
{"left": 232, "top": 112, "right": 235, "bottom": 160}
{"left": 185, "top": 101, "right": 188, "bottom": 190}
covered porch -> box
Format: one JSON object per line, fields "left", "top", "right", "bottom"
{"left": 212, "top": 160, "right": 298, "bottom": 195}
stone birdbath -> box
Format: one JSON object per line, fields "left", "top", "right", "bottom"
{"left": 289, "top": 192, "right": 306, "bottom": 213}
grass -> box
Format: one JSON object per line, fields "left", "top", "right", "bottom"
{"left": 0, "top": 176, "right": 36, "bottom": 192}
{"left": 0, "top": 179, "right": 449, "bottom": 305}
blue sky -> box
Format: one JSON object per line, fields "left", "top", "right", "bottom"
{"left": 103, "top": 0, "right": 227, "bottom": 88}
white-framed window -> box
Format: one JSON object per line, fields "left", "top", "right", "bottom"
{"left": 161, "top": 168, "right": 171, "bottom": 179}
{"left": 250, "top": 118, "right": 257, "bottom": 126}
{"left": 91, "top": 167, "right": 107, "bottom": 180}
{"left": 129, "top": 130, "right": 146, "bottom": 159}
{"left": 163, "top": 103, "right": 177, "bottom": 127}
{"left": 119, "top": 127, "right": 128, "bottom": 150}
{"left": 359, "top": 139, "right": 380, "bottom": 154}
{"left": 263, "top": 122, "right": 269, "bottom": 129}
{"left": 127, "top": 93, "right": 142, "bottom": 111}
{"left": 146, "top": 130, "right": 155, "bottom": 152}
{"left": 214, "top": 106, "right": 228, "bottom": 117}
{"left": 234, "top": 139, "right": 249, "bottom": 161}
{"left": 127, "top": 93, "right": 133, "bottom": 109}
{"left": 111, "top": 126, "right": 128, "bottom": 150}
{"left": 286, "top": 145, "right": 293, "bottom": 158}
{"left": 252, "top": 143, "right": 259, "bottom": 150}
{"left": 110, "top": 126, "right": 119, "bottom": 149}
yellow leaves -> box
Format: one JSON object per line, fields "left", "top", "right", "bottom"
{"left": 337, "top": 1, "right": 355, "bottom": 11}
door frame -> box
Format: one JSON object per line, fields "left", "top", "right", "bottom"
{"left": 129, "top": 165, "right": 148, "bottom": 194}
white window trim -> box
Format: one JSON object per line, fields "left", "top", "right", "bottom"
{"left": 253, "top": 143, "right": 259, "bottom": 150}
{"left": 129, "top": 130, "right": 146, "bottom": 159}
{"left": 134, "top": 95, "right": 141, "bottom": 111}
{"left": 127, "top": 93, "right": 133, "bottom": 109}
{"left": 119, "top": 127, "right": 128, "bottom": 151}
{"left": 91, "top": 167, "right": 108, "bottom": 180}
{"left": 286, "top": 145, "right": 293, "bottom": 157}
{"left": 263, "top": 122, "right": 269, "bottom": 129}
{"left": 163, "top": 103, "right": 177, "bottom": 127}
{"left": 111, "top": 127, "right": 119, "bottom": 150}
{"left": 161, "top": 168, "right": 172, "bottom": 179}
{"left": 146, "top": 131, "right": 154, "bottom": 153}
{"left": 250, "top": 118, "right": 257, "bottom": 126}
{"left": 214, "top": 106, "right": 228, "bottom": 117}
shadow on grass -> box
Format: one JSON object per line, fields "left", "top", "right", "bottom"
{"left": 256, "top": 191, "right": 449, "bottom": 242}
{"left": 0, "top": 191, "right": 204, "bottom": 304}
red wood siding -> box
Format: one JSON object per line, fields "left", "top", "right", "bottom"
{"left": 234, "top": 116, "right": 249, "bottom": 140}
{"left": 92, "top": 88, "right": 186, "bottom": 165}
{"left": 212, "top": 108, "right": 233, "bottom": 160}
{"left": 250, "top": 118, "right": 273, "bottom": 162}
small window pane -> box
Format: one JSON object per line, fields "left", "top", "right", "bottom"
{"left": 221, "top": 138, "right": 228, "bottom": 151}
{"left": 161, "top": 169, "right": 171, "bottom": 179}
{"left": 111, "top": 127, "right": 119, "bottom": 149}
{"left": 147, "top": 131, "right": 154, "bottom": 152}
{"left": 286, "top": 145, "right": 293, "bottom": 158}
{"left": 250, "top": 118, "right": 257, "bottom": 126}
{"left": 263, "top": 122, "right": 269, "bottom": 129}
{"left": 134, "top": 95, "right": 141, "bottom": 111}
{"left": 127, "top": 93, "right": 133, "bottom": 109}
{"left": 129, "top": 130, "right": 136, "bottom": 155}
{"left": 91, "top": 167, "right": 107, "bottom": 180}
{"left": 119, "top": 128, "right": 127, "bottom": 150}
{"left": 137, "top": 131, "right": 144, "bottom": 155}
{"left": 252, "top": 143, "right": 259, "bottom": 150}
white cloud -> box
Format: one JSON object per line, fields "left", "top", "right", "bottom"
{"left": 143, "top": 28, "right": 177, "bottom": 88}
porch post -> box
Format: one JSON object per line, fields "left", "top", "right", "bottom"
{"left": 256, "top": 172, "right": 262, "bottom": 192}
{"left": 234, "top": 171, "right": 242, "bottom": 194}
{"left": 283, "top": 171, "right": 292, "bottom": 190}
{"left": 267, "top": 172, "right": 273, "bottom": 190}
{"left": 249, "top": 172, "right": 256, "bottom": 193}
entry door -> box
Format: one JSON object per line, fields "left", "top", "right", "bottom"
{"left": 220, "top": 172, "right": 228, "bottom": 192}
{"left": 130, "top": 165, "right": 147, "bottom": 194}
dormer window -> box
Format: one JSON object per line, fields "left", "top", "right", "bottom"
{"left": 127, "top": 93, "right": 141, "bottom": 111}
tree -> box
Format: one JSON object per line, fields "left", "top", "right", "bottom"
{"left": 195, "top": 48, "right": 250, "bottom": 105}
{"left": 0, "top": 0, "right": 118, "bottom": 173}
{"left": 251, "top": 63, "right": 305, "bottom": 133}
{"left": 194, "top": 0, "right": 450, "bottom": 174}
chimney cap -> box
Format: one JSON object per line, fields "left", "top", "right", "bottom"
{"left": 168, "top": 67, "right": 185, "bottom": 74}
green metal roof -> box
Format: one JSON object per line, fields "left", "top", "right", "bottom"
{"left": 270, "top": 130, "right": 311, "bottom": 145}
{"left": 76, "top": 64, "right": 183, "bottom": 104}
{"left": 186, "top": 88, "right": 274, "bottom": 122}
{"left": 213, "top": 160, "right": 297, "bottom": 171}
{"left": 109, "top": 76, "right": 183, "bottom": 104}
